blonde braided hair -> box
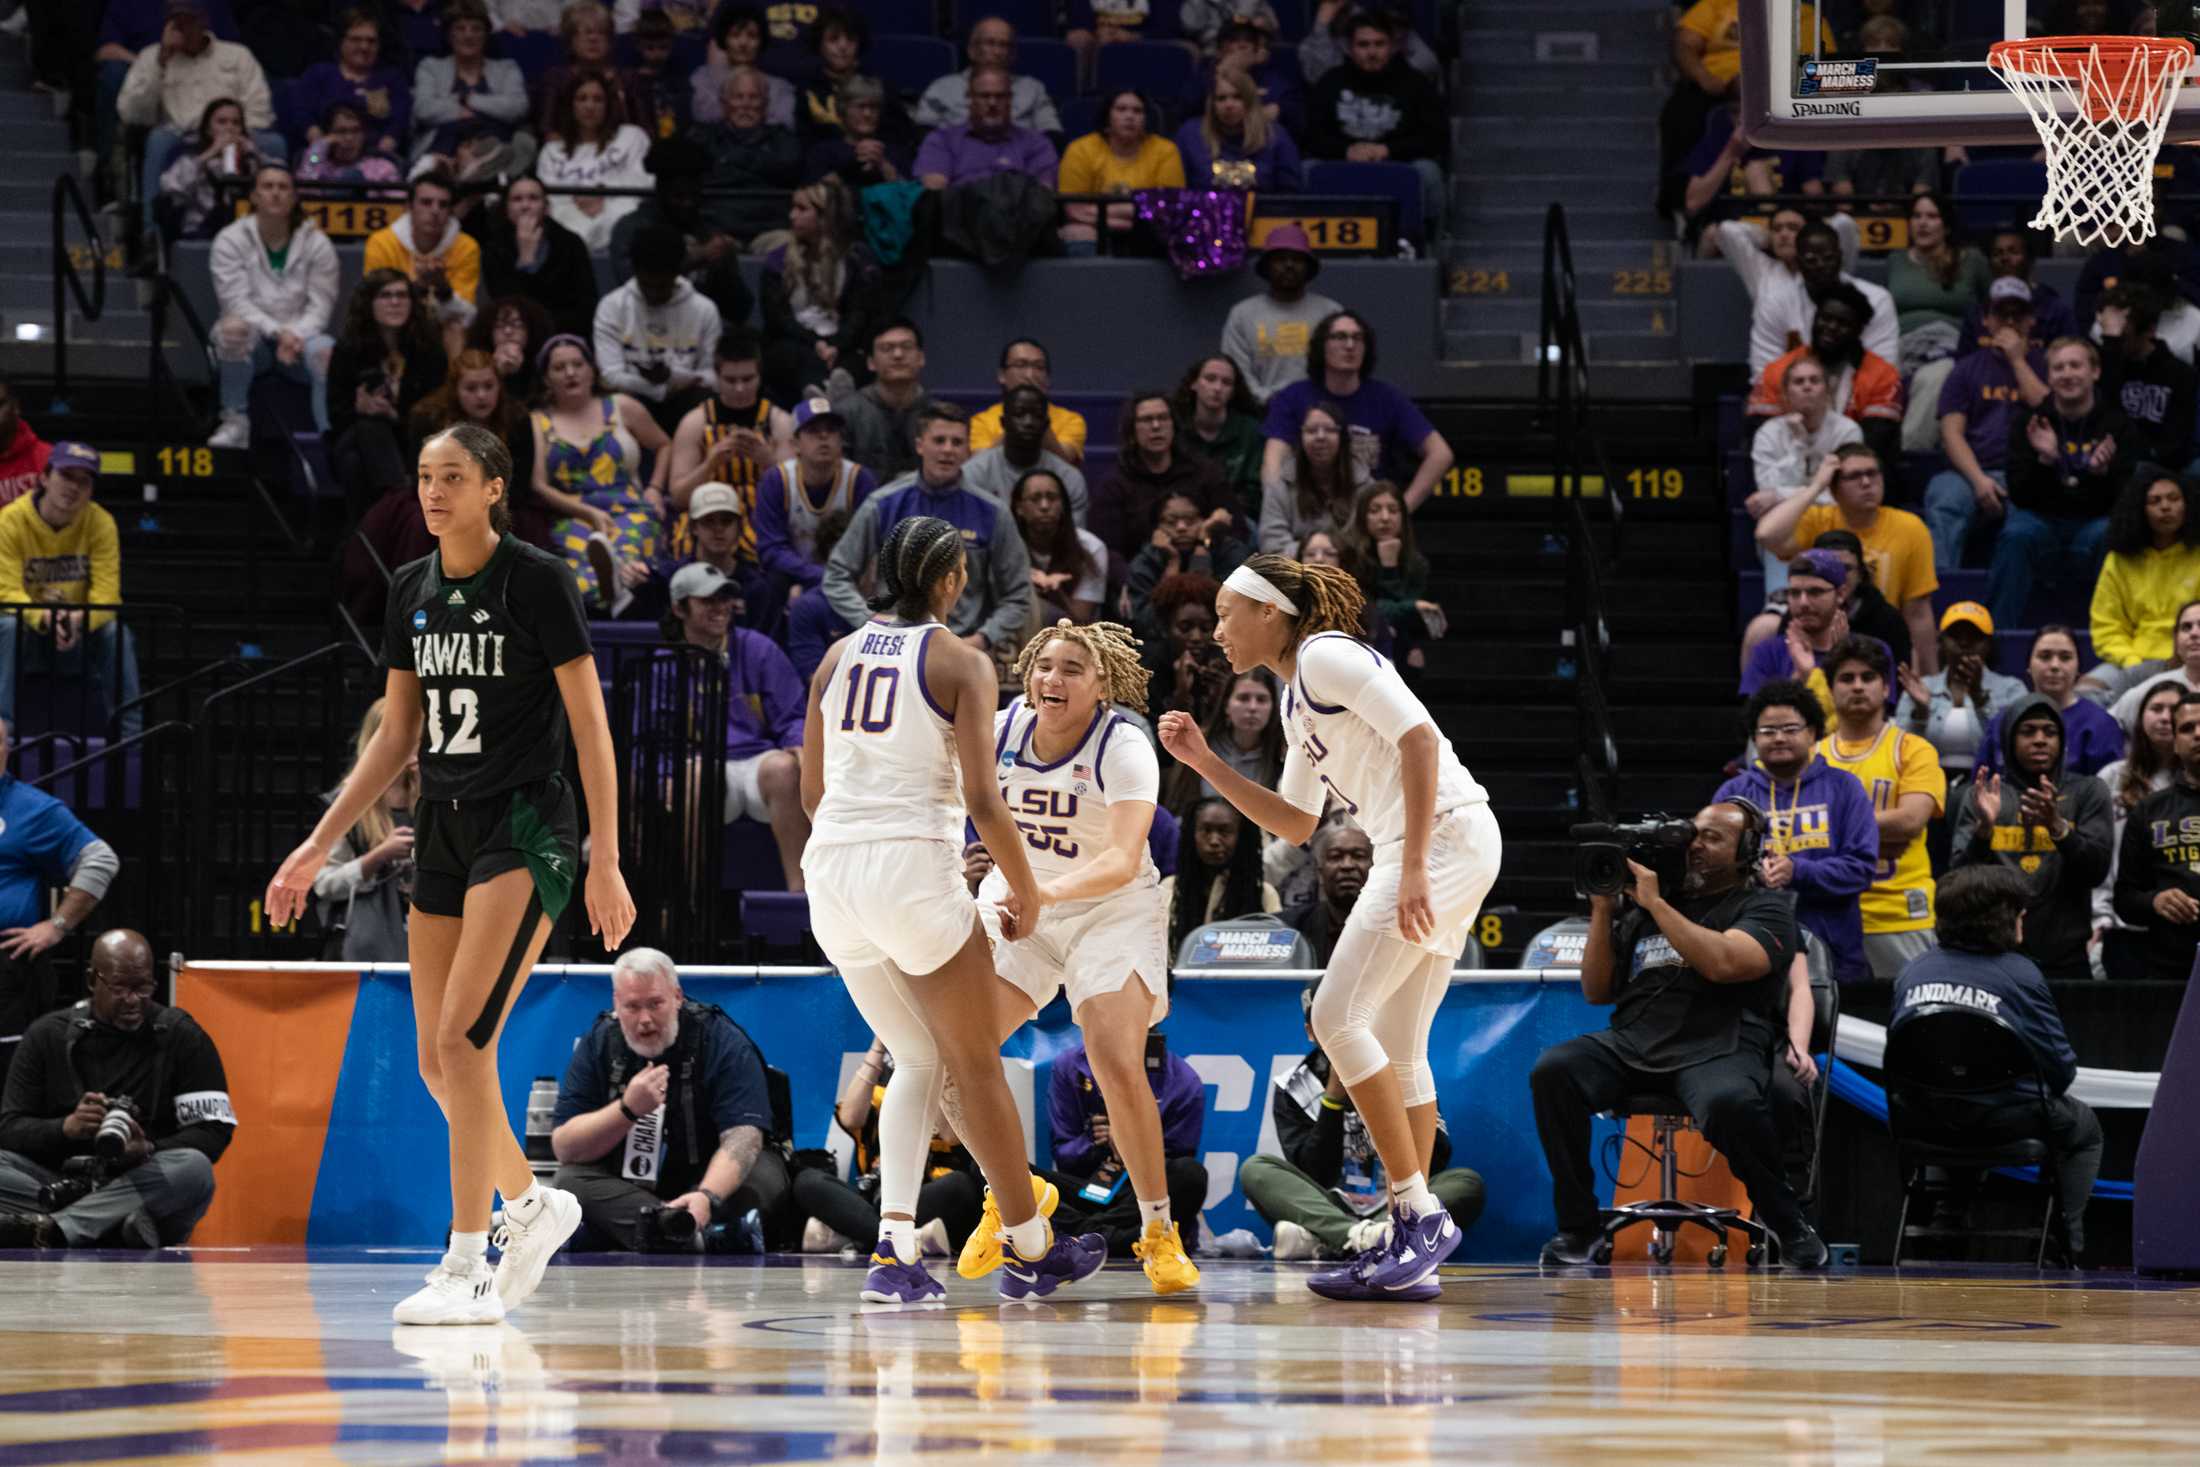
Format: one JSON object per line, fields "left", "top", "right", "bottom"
{"left": 1237, "top": 551, "right": 1366, "bottom": 641}
{"left": 1012, "top": 619, "right": 1152, "bottom": 715}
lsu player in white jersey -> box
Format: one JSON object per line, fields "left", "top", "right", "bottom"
{"left": 1159, "top": 553, "right": 1502, "bottom": 1303}
{"left": 800, "top": 516, "right": 1108, "bottom": 1304}
{"left": 945, "top": 619, "right": 1201, "bottom": 1296}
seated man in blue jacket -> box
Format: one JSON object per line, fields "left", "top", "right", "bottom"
{"left": 1716, "top": 679, "right": 1878, "bottom": 982}
{"left": 1890, "top": 863, "right": 2102, "bottom": 1260}
{"left": 1043, "top": 1032, "right": 1209, "bottom": 1259}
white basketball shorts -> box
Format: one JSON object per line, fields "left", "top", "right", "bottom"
{"left": 976, "top": 870, "right": 1170, "bottom": 1022}
{"left": 802, "top": 838, "right": 977, "bottom": 976}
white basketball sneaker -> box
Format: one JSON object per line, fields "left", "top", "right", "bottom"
{"left": 492, "top": 1186, "right": 582, "bottom": 1309}
{"left": 393, "top": 1256, "right": 505, "bottom": 1326}
{"left": 1272, "top": 1219, "right": 1322, "bottom": 1261}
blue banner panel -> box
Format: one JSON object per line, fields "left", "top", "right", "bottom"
{"left": 307, "top": 969, "right": 1611, "bottom": 1259}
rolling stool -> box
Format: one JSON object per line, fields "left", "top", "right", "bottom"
{"left": 1591, "top": 1092, "right": 1772, "bottom": 1267}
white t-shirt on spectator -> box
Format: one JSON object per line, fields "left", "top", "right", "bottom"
{"left": 1712, "top": 214, "right": 1860, "bottom": 303}
{"left": 1750, "top": 270, "right": 1900, "bottom": 378}
{"left": 1750, "top": 410, "right": 1862, "bottom": 501}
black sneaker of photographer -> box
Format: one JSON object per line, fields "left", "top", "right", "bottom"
{"left": 1538, "top": 1230, "right": 1599, "bottom": 1266}
{"left": 1776, "top": 1220, "right": 1829, "bottom": 1270}
{"left": 0, "top": 1211, "right": 64, "bottom": 1249}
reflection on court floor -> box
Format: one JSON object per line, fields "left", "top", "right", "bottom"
{"left": 0, "top": 1252, "right": 2195, "bottom": 1464}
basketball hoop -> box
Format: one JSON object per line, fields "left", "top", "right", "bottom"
{"left": 1987, "top": 35, "right": 2195, "bottom": 248}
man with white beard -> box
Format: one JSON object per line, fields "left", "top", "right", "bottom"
{"left": 547, "top": 948, "right": 788, "bottom": 1251}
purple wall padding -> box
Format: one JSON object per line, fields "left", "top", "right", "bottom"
{"left": 2133, "top": 949, "right": 2200, "bottom": 1273}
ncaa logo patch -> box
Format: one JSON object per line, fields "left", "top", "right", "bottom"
{"left": 412, "top": 610, "right": 428, "bottom": 631}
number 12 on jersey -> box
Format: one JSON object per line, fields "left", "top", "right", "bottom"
{"left": 839, "top": 664, "right": 900, "bottom": 733}
{"left": 425, "top": 688, "right": 482, "bottom": 754}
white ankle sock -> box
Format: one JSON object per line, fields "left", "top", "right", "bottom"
{"left": 1138, "top": 1197, "right": 1171, "bottom": 1229}
{"left": 1005, "top": 1215, "right": 1049, "bottom": 1261}
{"left": 447, "top": 1231, "right": 489, "bottom": 1269}
{"left": 503, "top": 1183, "right": 544, "bottom": 1223}
{"left": 1392, "top": 1173, "right": 1439, "bottom": 1219}
{"left": 881, "top": 1218, "right": 918, "bottom": 1261}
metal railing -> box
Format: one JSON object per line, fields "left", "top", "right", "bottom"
{"left": 1539, "top": 202, "right": 1622, "bottom": 823}
{"left": 0, "top": 601, "right": 189, "bottom": 743}
{"left": 49, "top": 173, "right": 107, "bottom": 415}
{"left": 188, "top": 642, "right": 379, "bottom": 955}
{"left": 29, "top": 720, "right": 193, "bottom": 952}
{"left": 610, "top": 643, "right": 729, "bottom": 960}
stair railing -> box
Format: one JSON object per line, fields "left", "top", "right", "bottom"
{"left": 30, "top": 721, "right": 193, "bottom": 957}
{"left": 49, "top": 173, "right": 108, "bottom": 416}
{"left": 1540, "top": 202, "right": 1623, "bottom": 822}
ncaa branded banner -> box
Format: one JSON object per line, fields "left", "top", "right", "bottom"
{"left": 178, "top": 963, "right": 1609, "bottom": 1259}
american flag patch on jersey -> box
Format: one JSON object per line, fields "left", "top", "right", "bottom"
{"left": 1073, "top": 764, "right": 1094, "bottom": 782}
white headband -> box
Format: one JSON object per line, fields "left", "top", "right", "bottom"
{"left": 1223, "top": 565, "right": 1299, "bottom": 616}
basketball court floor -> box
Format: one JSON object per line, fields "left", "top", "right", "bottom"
{"left": 0, "top": 1251, "right": 2194, "bottom": 1464}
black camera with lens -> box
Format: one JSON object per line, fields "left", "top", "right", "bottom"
{"left": 1570, "top": 817, "right": 1696, "bottom": 899}
{"left": 37, "top": 1155, "right": 116, "bottom": 1210}
{"left": 634, "top": 1201, "right": 700, "bottom": 1253}
{"left": 94, "top": 1095, "right": 140, "bottom": 1161}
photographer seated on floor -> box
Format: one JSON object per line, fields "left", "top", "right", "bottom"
{"left": 1529, "top": 804, "right": 1828, "bottom": 1270}
{"left": 548, "top": 948, "right": 792, "bottom": 1253}
{"left": 0, "top": 930, "right": 233, "bottom": 1249}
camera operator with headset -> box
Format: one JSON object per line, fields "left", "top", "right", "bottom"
{"left": 0, "top": 929, "right": 233, "bottom": 1248}
{"left": 1528, "top": 803, "right": 1829, "bottom": 1270}
{"left": 548, "top": 947, "right": 791, "bottom": 1253}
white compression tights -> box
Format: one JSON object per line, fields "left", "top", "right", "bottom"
{"left": 1307, "top": 927, "right": 1454, "bottom": 1107}
{"left": 838, "top": 962, "right": 941, "bottom": 1220}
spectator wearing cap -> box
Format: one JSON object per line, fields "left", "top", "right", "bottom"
{"left": 1957, "top": 229, "right": 2078, "bottom": 358}
{"left": 803, "top": 75, "right": 917, "bottom": 192}
{"left": 0, "top": 446, "right": 142, "bottom": 739}
{"left": 969, "top": 340, "right": 1087, "bottom": 466}
{"left": 664, "top": 560, "right": 812, "bottom": 889}
{"left": 1305, "top": 13, "right": 1447, "bottom": 237}
{"left": 206, "top": 164, "right": 338, "bottom": 451}
{"left": 1756, "top": 443, "right": 1939, "bottom": 672}
{"left": 963, "top": 387, "right": 1089, "bottom": 526}
{"left": 118, "top": 0, "right": 281, "bottom": 235}
{"left": 915, "top": 65, "right": 1059, "bottom": 192}
{"left": 641, "top": 482, "right": 768, "bottom": 625}
{"left": 1895, "top": 602, "right": 2028, "bottom": 776}
{"left": 0, "top": 382, "right": 51, "bottom": 509}
{"left": 1739, "top": 548, "right": 1896, "bottom": 720}
{"left": 1259, "top": 311, "right": 1453, "bottom": 510}
{"left": 1222, "top": 227, "right": 1342, "bottom": 406}
{"left": 1987, "top": 337, "right": 2132, "bottom": 631}
{"left": 1746, "top": 283, "right": 1903, "bottom": 464}
{"left": 610, "top": 137, "right": 755, "bottom": 332}
{"left": 914, "top": 16, "right": 1063, "bottom": 135}
{"left": 1923, "top": 277, "right": 2051, "bottom": 570}
{"left": 752, "top": 398, "right": 877, "bottom": 602}
{"left": 363, "top": 172, "right": 482, "bottom": 336}
{"left": 411, "top": 0, "right": 534, "bottom": 169}
{"left": 2095, "top": 285, "right": 2198, "bottom": 466}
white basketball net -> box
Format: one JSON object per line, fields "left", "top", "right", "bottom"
{"left": 1989, "top": 37, "right": 2195, "bottom": 249}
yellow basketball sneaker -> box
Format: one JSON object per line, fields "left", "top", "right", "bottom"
{"left": 1133, "top": 1219, "right": 1200, "bottom": 1295}
{"left": 956, "top": 1175, "right": 1060, "bottom": 1279}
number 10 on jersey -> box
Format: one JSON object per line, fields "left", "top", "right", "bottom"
{"left": 425, "top": 688, "right": 482, "bottom": 754}
{"left": 840, "top": 664, "right": 900, "bottom": 733}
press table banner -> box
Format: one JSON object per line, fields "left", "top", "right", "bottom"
{"left": 176, "top": 962, "right": 1610, "bottom": 1260}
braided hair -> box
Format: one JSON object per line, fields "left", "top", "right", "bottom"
{"left": 869, "top": 515, "right": 966, "bottom": 622}
{"left": 421, "top": 422, "right": 514, "bottom": 534}
{"left": 1012, "top": 618, "right": 1151, "bottom": 714}
{"left": 1236, "top": 551, "right": 1366, "bottom": 641}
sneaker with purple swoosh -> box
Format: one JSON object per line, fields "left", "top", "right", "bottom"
{"left": 861, "top": 1240, "right": 946, "bottom": 1305}
{"left": 997, "top": 1227, "right": 1106, "bottom": 1302}
{"left": 1310, "top": 1206, "right": 1456, "bottom": 1301}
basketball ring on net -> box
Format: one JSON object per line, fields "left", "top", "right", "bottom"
{"left": 1986, "top": 34, "right": 2196, "bottom": 248}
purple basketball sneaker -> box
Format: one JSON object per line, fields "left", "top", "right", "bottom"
{"left": 997, "top": 1228, "right": 1106, "bottom": 1301}
{"left": 861, "top": 1240, "right": 946, "bottom": 1305}
{"left": 1307, "top": 1206, "right": 1457, "bottom": 1301}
